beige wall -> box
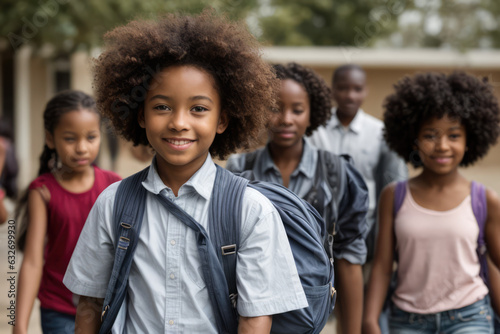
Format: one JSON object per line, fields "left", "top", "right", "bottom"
{"left": 17, "top": 49, "right": 500, "bottom": 187}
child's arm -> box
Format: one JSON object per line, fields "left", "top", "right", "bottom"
{"left": 486, "top": 188, "right": 500, "bottom": 268}
{"left": 0, "top": 189, "right": 7, "bottom": 223}
{"left": 335, "top": 259, "right": 363, "bottom": 334}
{"left": 14, "top": 189, "right": 48, "bottom": 334}
{"left": 0, "top": 138, "right": 7, "bottom": 223}
{"left": 75, "top": 296, "right": 103, "bottom": 334}
{"left": 332, "top": 161, "right": 368, "bottom": 334}
{"left": 485, "top": 188, "right": 500, "bottom": 310}
{"left": 238, "top": 315, "right": 272, "bottom": 334}
{"left": 362, "top": 184, "right": 397, "bottom": 334}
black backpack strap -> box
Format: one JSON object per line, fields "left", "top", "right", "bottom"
{"left": 209, "top": 166, "right": 248, "bottom": 308}
{"left": 99, "top": 167, "right": 149, "bottom": 334}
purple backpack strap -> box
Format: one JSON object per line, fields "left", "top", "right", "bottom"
{"left": 471, "top": 181, "right": 489, "bottom": 285}
{"left": 393, "top": 181, "right": 407, "bottom": 217}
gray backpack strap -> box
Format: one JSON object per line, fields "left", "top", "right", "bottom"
{"left": 316, "top": 150, "right": 348, "bottom": 235}
{"left": 208, "top": 166, "right": 248, "bottom": 307}
{"left": 99, "top": 167, "right": 149, "bottom": 334}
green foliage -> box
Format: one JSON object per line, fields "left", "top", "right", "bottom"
{"left": 0, "top": 0, "right": 258, "bottom": 54}
{"left": 258, "top": 0, "right": 400, "bottom": 46}
{"left": 393, "top": 0, "right": 500, "bottom": 50}
{"left": 2, "top": 0, "right": 499, "bottom": 53}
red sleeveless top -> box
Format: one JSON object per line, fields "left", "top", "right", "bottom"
{"left": 29, "top": 165, "right": 121, "bottom": 315}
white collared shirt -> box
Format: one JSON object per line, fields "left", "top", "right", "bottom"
{"left": 64, "top": 154, "right": 307, "bottom": 333}
{"left": 309, "top": 109, "right": 407, "bottom": 228}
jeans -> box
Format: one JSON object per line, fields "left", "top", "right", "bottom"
{"left": 40, "top": 308, "right": 75, "bottom": 334}
{"left": 389, "top": 297, "right": 493, "bottom": 334}
{"left": 495, "top": 311, "right": 500, "bottom": 333}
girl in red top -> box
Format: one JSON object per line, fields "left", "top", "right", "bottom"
{"left": 14, "top": 90, "right": 121, "bottom": 334}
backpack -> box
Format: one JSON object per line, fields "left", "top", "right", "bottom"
{"left": 99, "top": 164, "right": 336, "bottom": 334}
{"left": 242, "top": 149, "right": 352, "bottom": 259}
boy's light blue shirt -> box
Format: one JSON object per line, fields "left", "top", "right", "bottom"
{"left": 64, "top": 154, "right": 307, "bottom": 333}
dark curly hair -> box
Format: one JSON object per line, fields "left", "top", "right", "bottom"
{"left": 384, "top": 71, "right": 500, "bottom": 167}
{"left": 93, "top": 9, "right": 278, "bottom": 159}
{"left": 332, "top": 64, "right": 365, "bottom": 85}
{"left": 273, "top": 63, "right": 332, "bottom": 136}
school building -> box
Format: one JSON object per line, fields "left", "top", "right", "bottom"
{"left": 1, "top": 45, "right": 500, "bottom": 191}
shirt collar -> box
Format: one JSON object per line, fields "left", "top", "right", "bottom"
{"left": 142, "top": 154, "right": 215, "bottom": 200}
{"left": 298, "top": 139, "right": 317, "bottom": 179}
{"left": 328, "top": 108, "right": 365, "bottom": 134}
{"left": 262, "top": 139, "right": 317, "bottom": 179}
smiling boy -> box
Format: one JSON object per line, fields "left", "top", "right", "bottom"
{"left": 63, "top": 12, "right": 307, "bottom": 333}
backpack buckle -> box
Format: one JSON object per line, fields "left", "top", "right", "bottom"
{"left": 101, "top": 304, "right": 109, "bottom": 322}
{"left": 221, "top": 244, "right": 236, "bottom": 255}
{"left": 118, "top": 236, "right": 130, "bottom": 250}
{"left": 330, "top": 284, "right": 336, "bottom": 299}
{"left": 229, "top": 293, "right": 238, "bottom": 308}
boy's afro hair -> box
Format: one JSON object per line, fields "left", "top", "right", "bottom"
{"left": 93, "top": 9, "right": 278, "bottom": 160}
{"left": 384, "top": 71, "right": 500, "bottom": 167}
{"left": 273, "top": 63, "right": 332, "bottom": 136}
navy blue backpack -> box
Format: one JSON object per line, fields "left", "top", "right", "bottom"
{"left": 99, "top": 164, "right": 336, "bottom": 334}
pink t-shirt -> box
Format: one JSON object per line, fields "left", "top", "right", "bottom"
{"left": 29, "top": 166, "right": 121, "bottom": 315}
{"left": 392, "top": 184, "right": 488, "bottom": 314}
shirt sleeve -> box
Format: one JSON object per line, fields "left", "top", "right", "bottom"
{"left": 63, "top": 183, "right": 119, "bottom": 298}
{"left": 235, "top": 188, "right": 308, "bottom": 317}
{"left": 106, "top": 170, "right": 123, "bottom": 184}
{"left": 375, "top": 139, "right": 408, "bottom": 199}
{"left": 28, "top": 174, "right": 47, "bottom": 190}
{"left": 332, "top": 161, "right": 369, "bottom": 265}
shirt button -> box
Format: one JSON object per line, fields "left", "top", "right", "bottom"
{"left": 170, "top": 240, "right": 176, "bottom": 246}
{"left": 169, "top": 320, "right": 174, "bottom": 326}
{"left": 170, "top": 273, "right": 175, "bottom": 279}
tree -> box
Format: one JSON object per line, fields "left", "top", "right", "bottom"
{"left": 386, "top": 0, "right": 500, "bottom": 50}
{"left": 257, "top": 0, "right": 402, "bottom": 46}
{"left": 0, "top": 0, "right": 258, "bottom": 55}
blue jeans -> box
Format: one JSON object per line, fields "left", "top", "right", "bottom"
{"left": 40, "top": 308, "right": 75, "bottom": 334}
{"left": 389, "top": 297, "right": 493, "bottom": 334}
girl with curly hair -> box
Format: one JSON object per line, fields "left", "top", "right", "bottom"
{"left": 363, "top": 71, "right": 500, "bottom": 334}
{"left": 226, "top": 62, "right": 369, "bottom": 333}
{"left": 14, "top": 90, "right": 121, "bottom": 334}
{"left": 63, "top": 11, "right": 307, "bottom": 333}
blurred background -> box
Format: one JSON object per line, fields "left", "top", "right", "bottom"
{"left": 1, "top": 0, "right": 500, "bottom": 332}
{"left": 1, "top": 0, "right": 499, "bottom": 188}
